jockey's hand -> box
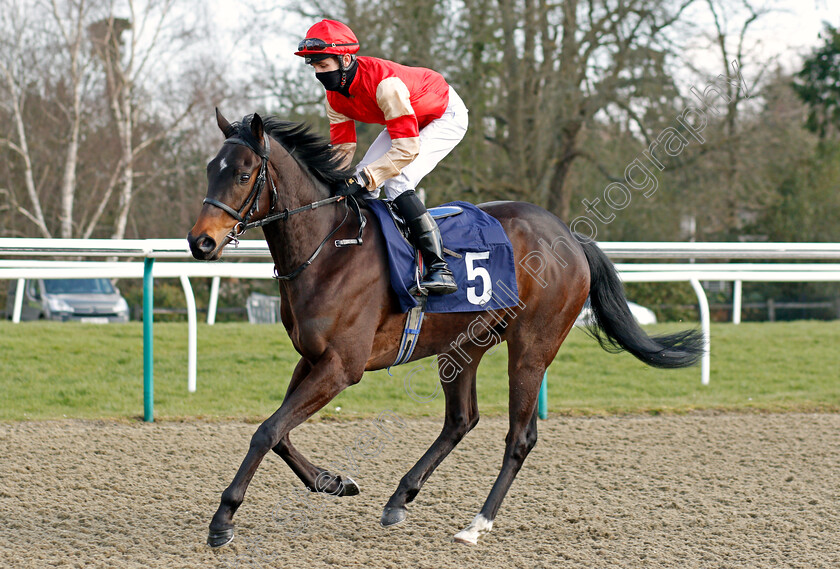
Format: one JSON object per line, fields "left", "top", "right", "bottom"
{"left": 335, "top": 171, "right": 370, "bottom": 195}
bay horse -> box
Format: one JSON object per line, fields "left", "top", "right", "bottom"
{"left": 187, "top": 110, "right": 704, "bottom": 547}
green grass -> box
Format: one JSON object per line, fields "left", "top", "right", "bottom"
{"left": 1, "top": 321, "right": 838, "bottom": 421}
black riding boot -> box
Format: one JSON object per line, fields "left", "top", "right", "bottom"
{"left": 393, "top": 191, "right": 458, "bottom": 296}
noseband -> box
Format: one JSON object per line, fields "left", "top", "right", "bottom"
{"left": 202, "top": 131, "right": 365, "bottom": 280}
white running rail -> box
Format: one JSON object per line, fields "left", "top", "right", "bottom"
{"left": 3, "top": 238, "right": 840, "bottom": 390}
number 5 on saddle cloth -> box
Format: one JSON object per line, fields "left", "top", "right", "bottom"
{"left": 364, "top": 199, "right": 521, "bottom": 367}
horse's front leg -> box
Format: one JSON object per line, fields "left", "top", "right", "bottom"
{"left": 271, "top": 358, "right": 359, "bottom": 497}
{"left": 208, "top": 349, "right": 359, "bottom": 547}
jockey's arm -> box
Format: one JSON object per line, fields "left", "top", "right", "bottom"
{"left": 326, "top": 99, "right": 356, "bottom": 169}
{"left": 359, "top": 77, "right": 420, "bottom": 191}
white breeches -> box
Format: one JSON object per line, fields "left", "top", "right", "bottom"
{"left": 356, "top": 86, "right": 468, "bottom": 201}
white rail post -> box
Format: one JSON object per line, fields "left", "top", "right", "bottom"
{"left": 180, "top": 275, "right": 198, "bottom": 393}
{"left": 12, "top": 278, "right": 25, "bottom": 323}
{"left": 690, "top": 278, "right": 711, "bottom": 385}
{"left": 732, "top": 280, "right": 742, "bottom": 325}
{"left": 207, "top": 276, "right": 220, "bottom": 325}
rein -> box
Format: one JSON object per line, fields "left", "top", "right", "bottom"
{"left": 202, "top": 132, "right": 365, "bottom": 280}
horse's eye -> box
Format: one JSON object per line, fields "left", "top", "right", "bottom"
{"left": 239, "top": 174, "right": 251, "bottom": 184}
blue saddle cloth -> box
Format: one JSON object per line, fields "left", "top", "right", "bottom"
{"left": 365, "top": 199, "right": 520, "bottom": 314}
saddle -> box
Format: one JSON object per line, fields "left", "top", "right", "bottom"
{"left": 364, "top": 199, "right": 520, "bottom": 368}
{"left": 382, "top": 201, "right": 464, "bottom": 243}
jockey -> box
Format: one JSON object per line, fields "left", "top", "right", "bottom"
{"left": 295, "top": 19, "right": 468, "bottom": 296}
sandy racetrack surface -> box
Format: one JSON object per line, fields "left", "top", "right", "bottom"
{"left": 1, "top": 413, "right": 838, "bottom": 568}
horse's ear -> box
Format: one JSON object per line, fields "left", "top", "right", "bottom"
{"left": 216, "top": 107, "right": 233, "bottom": 138}
{"left": 251, "top": 112, "right": 264, "bottom": 141}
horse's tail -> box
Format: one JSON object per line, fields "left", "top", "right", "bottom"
{"left": 578, "top": 239, "right": 705, "bottom": 369}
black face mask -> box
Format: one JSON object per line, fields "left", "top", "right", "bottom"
{"left": 316, "top": 69, "right": 343, "bottom": 92}
{"left": 315, "top": 60, "right": 358, "bottom": 95}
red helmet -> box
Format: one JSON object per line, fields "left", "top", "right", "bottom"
{"left": 295, "top": 20, "right": 360, "bottom": 64}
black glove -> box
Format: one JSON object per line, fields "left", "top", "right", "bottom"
{"left": 334, "top": 171, "right": 370, "bottom": 196}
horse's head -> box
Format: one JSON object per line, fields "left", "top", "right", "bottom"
{"left": 188, "top": 109, "right": 276, "bottom": 260}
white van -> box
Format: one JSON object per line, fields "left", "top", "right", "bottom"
{"left": 6, "top": 278, "right": 130, "bottom": 323}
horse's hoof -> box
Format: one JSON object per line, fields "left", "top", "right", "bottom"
{"left": 341, "top": 477, "right": 360, "bottom": 497}
{"left": 207, "top": 527, "right": 235, "bottom": 548}
{"left": 453, "top": 514, "right": 493, "bottom": 545}
{"left": 380, "top": 506, "right": 407, "bottom": 527}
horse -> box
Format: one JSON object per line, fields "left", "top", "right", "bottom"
{"left": 187, "top": 110, "right": 704, "bottom": 547}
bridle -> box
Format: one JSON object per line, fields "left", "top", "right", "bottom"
{"left": 202, "top": 132, "right": 365, "bottom": 280}
{"left": 203, "top": 134, "right": 278, "bottom": 237}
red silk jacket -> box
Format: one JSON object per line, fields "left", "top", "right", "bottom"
{"left": 325, "top": 56, "right": 450, "bottom": 189}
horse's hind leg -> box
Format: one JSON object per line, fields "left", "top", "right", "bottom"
{"left": 273, "top": 438, "right": 360, "bottom": 496}
{"left": 380, "top": 347, "right": 482, "bottom": 527}
{"left": 270, "top": 358, "right": 359, "bottom": 497}
{"left": 453, "top": 355, "right": 544, "bottom": 545}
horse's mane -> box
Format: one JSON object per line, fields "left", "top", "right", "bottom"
{"left": 231, "top": 115, "right": 355, "bottom": 189}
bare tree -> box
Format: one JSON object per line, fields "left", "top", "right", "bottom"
{"left": 87, "top": 0, "right": 210, "bottom": 239}
{"left": 50, "top": 0, "right": 96, "bottom": 238}
{"left": 672, "top": 0, "right": 778, "bottom": 236}
{"left": 488, "top": 0, "right": 696, "bottom": 219}
{"left": 0, "top": 0, "right": 221, "bottom": 239}
{"left": 0, "top": 0, "right": 51, "bottom": 236}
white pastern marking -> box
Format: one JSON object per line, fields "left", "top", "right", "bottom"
{"left": 453, "top": 513, "right": 493, "bottom": 545}
{"left": 219, "top": 157, "right": 228, "bottom": 172}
